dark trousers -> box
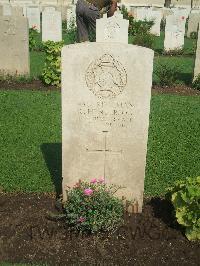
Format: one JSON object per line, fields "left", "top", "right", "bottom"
{"left": 76, "top": 0, "right": 100, "bottom": 42}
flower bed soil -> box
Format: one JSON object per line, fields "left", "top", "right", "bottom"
{"left": 1, "top": 80, "right": 200, "bottom": 96}
{"left": 0, "top": 193, "right": 199, "bottom": 265}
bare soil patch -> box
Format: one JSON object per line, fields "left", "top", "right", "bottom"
{"left": 0, "top": 193, "right": 199, "bottom": 265}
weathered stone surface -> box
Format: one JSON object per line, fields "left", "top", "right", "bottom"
{"left": 187, "top": 13, "right": 200, "bottom": 37}
{"left": 96, "top": 13, "right": 129, "bottom": 44}
{"left": 193, "top": 0, "right": 200, "bottom": 8}
{"left": 42, "top": 9, "right": 62, "bottom": 42}
{"left": 3, "top": 5, "right": 23, "bottom": 16}
{"left": 0, "top": 16, "right": 30, "bottom": 76}
{"left": 62, "top": 42, "right": 154, "bottom": 213}
{"left": 194, "top": 27, "right": 200, "bottom": 79}
{"left": 26, "top": 6, "right": 40, "bottom": 32}
{"left": 164, "top": 14, "right": 185, "bottom": 51}
{"left": 0, "top": 6, "right": 3, "bottom": 16}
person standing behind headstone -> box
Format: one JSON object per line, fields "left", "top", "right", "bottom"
{"left": 76, "top": 0, "right": 117, "bottom": 42}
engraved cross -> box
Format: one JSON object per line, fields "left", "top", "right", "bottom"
{"left": 86, "top": 131, "right": 122, "bottom": 180}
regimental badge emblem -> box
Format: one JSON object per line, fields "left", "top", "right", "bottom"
{"left": 85, "top": 54, "right": 127, "bottom": 99}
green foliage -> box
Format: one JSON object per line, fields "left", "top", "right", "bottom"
{"left": 62, "top": 20, "right": 67, "bottom": 31}
{"left": 154, "top": 62, "right": 182, "bottom": 86}
{"left": 190, "top": 31, "right": 198, "bottom": 39}
{"left": 41, "top": 41, "right": 64, "bottom": 87}
{"left": 29, "top": 26, "right": 38, "bottom": 51}
{"left": 192, "top": 74, "right": 200, "bottom": 90}
{"left": 166, "top": 176, "right": 200, "bottom": 241}
{"left": 133, "top": 32, "right": 155, "bottom": 49}
{"left": 63, "top": 179, "right": 124, "bottom": 233}
{"left": 0, "top": 74, "right": 33, "bottom": 83}
{"left": 121, "top": 6, "right": 155, "bottom": 49}
{"left": 66, "top": 18, "right": 77, "bottom": 44}
{"left": 121, "top": 5, "right": 154, "bottom": 36}
{"left": 164, "top": 48, "right": 184, "bottom": 56}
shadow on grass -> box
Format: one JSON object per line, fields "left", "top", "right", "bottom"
{"left": 41, "top": 143, "right": 62, "bottom": 197}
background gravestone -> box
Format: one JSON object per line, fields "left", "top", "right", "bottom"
{"left": 26, "top": 6, "right": 40, "bottom": 32}
{"left": 0, "top": 16, "right": 30, "bottom": 76}
{"left": 62, "top": 42, "right": 154, "bottom": 213}
{"left": 66, "top": 5, "right": 76, "bottom": 29}
{"left": 164, "top": 15, "right": 185, "bottom": 51}
{"left": 3, "top": 4, "right": 12, "bottom": 16}
{"left": 42, "top": 9, "right": 62, "bottom": 42}
{"left": 96, "top": 13, "right": 129, "bottom": 44}
{"left": 194, "top": 27, "right": 200, "bottom": 79}
{"left": 3, "top": 5, "right": 23, "bottom": 16}
{"left": 187, "top": 14, "right": 200, "bottom": 37}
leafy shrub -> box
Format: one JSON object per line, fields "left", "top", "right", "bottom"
{"left": 0, "top": 73, "right": 33, "bottom": 83}
{"left": 63, "top": 178, "right": 124, "bottom": 233}
{"left": 164, "top": 48, "right": 184, "bottom": 56}
{"left": 41, "top": 41, "right": 64, "bottom": 87}
{"left": 62, "top": 20, "right": 67, "bottom": 31}
{"left": 29, "top": 26, "right": 38, "bottom": 51}
{"left": 192, "top": 74, "right": 200, "bottom": 90}
{"left": 166, "top": 176, "right": 200, "bottom": 241}
{"left": 121, "top": 5, "right": 154, "bottom": 36}
{"left": 190, "top": 31, "right": 198, "bottom": 39}
{"left": 132, "top": 32, "right": 155, "bottom": 49}
{"left": 154, "top": 62, "right": 182, "bottom": 87}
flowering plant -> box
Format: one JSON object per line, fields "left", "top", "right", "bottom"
{"left": 63, "top": 178, "right": 124, "bottom": 233}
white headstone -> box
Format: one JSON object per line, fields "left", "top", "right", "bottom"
{"left": 62, "top": 42, "right": 154, "bottom": 213}
{"left": 43, "top": 6, "right": 56, "bottom": 12}
{"left": 96, "top": 13, "right": 129, "bottom": 44}
{"left": 42, "top": 9, "right": 62, "bottom": 42}
{"left": 164, "top": 15, "right": 185, "bottom": 51}
{"left": 164, "top": 29, "right": 184, "bottom": 51}
{"left": 3, "top": 4, "right": 12, "bottom": 16}
{"left": 120, "top": 0, "right": 165, "bottom": 7}
{"left": 0, "top": 16, "right": 30, "bottom": 76}
{"left": 149, "top": 10, "right": 162, "bottom": 36}
{"left": 194, "top": 27, "right": 200, "bottom": 79}
{"left": 187, "top": 14, "right": 200, "bottom": 37}
{"left": 66, "top": 5, "right": 76, "bottom": 29}
{"left": 26, "top": 6, "right": 40, "bottom": 32}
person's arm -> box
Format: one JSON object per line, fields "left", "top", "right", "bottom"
{"left": 107, "top": 0, "right": 117, "bottom": 17}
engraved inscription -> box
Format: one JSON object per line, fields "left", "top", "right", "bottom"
{"left": 86, "top": 131, "right": 122, "bottom": 180}
{"left": 104, "top": 21, "right": 120, "bottom": 40}
{"left": 78, "top": 101, "right": 134, "bottom": 128}
{"left": 85, "top": 54, "right": 127, "bottom": 99}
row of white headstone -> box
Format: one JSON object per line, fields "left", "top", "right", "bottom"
{"left": 0, "top": 11, "right": 200, "bottom": 212}
{"left": 129, "top": 6, "right": 200, "bottom": 50}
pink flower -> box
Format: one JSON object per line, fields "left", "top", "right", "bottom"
{"left": 84, "top": 188, "right": 93, "bottom": 196}
{"left": 98, "top": 177, "right": 105, "bottom": 183}
{"left": 90, "top": 178, "right": 97, "bottom": 184}
{"left": 77, "top": 216, "right": 85, "bottom": 223}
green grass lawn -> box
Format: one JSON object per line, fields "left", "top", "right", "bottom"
{"left": 29, "top": 30, "right": 196, "bottom": 84}
{"left": 0, "top": 91, "right": 199, "bottom": 196}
